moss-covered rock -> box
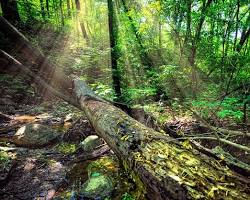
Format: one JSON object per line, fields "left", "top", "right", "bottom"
{"left": 80, "top": 135, "right": 103, "bottom": 152}
{"left": 13, "top": 123, "right": 59, "bottom": 147}
{"left": 80, "top": 173, "right": 113, "bottom": 199}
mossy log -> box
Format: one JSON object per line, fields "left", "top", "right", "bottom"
{"left": 74, "top": 81, "right": 249, "bottom": 199}
{"left": 0, "top": 17, "right": 250, "bottom": 199}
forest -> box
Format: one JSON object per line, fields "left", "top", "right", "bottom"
{"left": 0, "top": 0, "right": 249, "bottom": 199}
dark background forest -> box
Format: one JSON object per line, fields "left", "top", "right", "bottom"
{"left": 0, "top": 0, "right": 249, "bottom": 199}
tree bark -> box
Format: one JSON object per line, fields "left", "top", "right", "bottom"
{"left": 1, "top": 17, "right": 250, "bottom": 200}
{"left": 75, "top": 0, "right": 80, "bottom": 10}
{"left": 46, "top": 0, "right": 49, "bottom": 14}
{"left": 236, "top": 12, "right": 250, "bottom": 53}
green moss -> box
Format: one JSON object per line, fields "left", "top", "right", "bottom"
{"left": 131, "top": 140, "right": 249, "bottom": 199}
{"left": 87, "top": 156, "right": 118, "bottom": 176}
{"left": 55, "top": 143, "right": 77, "bottom": 154}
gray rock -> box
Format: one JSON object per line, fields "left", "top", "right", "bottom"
{"left": 64, "top": 113, "right": 74, "bottom": 122}
{"left": 80, "top": 173, "right": 113, "bottom": 199}
{"left": 80, "top": 135, "right": 103, "bottom": 152}
{"left": 13, "top": 123, "right": 59, "bottom": 147}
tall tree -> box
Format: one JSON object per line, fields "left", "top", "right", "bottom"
{"left": 40, "top": 0, "right": 46, "bottom": 21}
{"left": 66, "top": 0, "right": 71, "bottom": 17}
{"left": 75, "top": 0, "right": 80, "bottom": 10}
{"left": 46, "top": 0, "right": 49, "bottom": 15}
{"left": 120, "top": 0, "right": 154, "bottom": 69}
{"left": 107, "top": 0, "right": 122, "bottom": 100}
{"left": 185, "top": 0, "right": 213, "bottom": 96}
{"left": 75, "top": 0, "right": 89, "bottom": 42}
{"left": 59, "top": 0, "right": 64, "bottom": 26}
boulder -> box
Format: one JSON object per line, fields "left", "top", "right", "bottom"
{"left": 13, "top": 123, "right": 59, "bottom": 147}
{"left": 80, "top": 135, "right": 103, "bottom": 152}
{"left": 80, "top": 173, "right": 113, "bottom": 199}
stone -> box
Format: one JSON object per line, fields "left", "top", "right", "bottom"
{"left": 13, "top": 123, "right": 59, "bottom": 147}
{"left": 80, "top": 135, "right": 103, "bottom": 152}
{"left": 80, "top": 173, "right": 113, "bottom": 199}
{"left": 64, "top": 113, "right": 74, "bottom": 122}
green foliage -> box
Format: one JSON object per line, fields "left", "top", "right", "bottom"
{"left": 156, "top": 65, "right": 191, "bottom": 98}
{"left": 122, "top": 87, "right": 157, "bottom": 104}
{"left": 16, "top": 0, "right": 73, "bottom": 28}
{"left": 217, "top": 109, "right": 243, "bottom": 120}
{"left": 0, "top": 151, "right": 11, "bottom": 170}
{"left": 192, "top": 97, "right": 244, "bottom": 122}
{"left": 91, "top": 83, "right": 115, "bottom": 101}
{"left": 1, "top": 0, "right": 249, "bottom": 131}
{"left": 140, "top": 103, "right": 170, "bottom": 124}
{"left": 121, "top": 192, "right": 135, "bottom": 200}
{"left": 0, "top": 74, "right": 33, "bottom": 94}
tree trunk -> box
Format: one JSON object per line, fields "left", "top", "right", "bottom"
{"left": 75, "top": 0, "right": 80, "bottom": 10}
{"left": 40, "top": 0, "right": 46, "bottom": 21}
{"left": 75, "top": 0, "right": 89, "bottom": 44}
{"left": 46, "top": 0, "right": 49, "bottom": 15}
{"left": 107, "top": 0, "right": 122, "bottom": 100}
{"left": 120, "top": 0, "right": 153, "bottom": 69}
{"left": 59, "top": 0, "right": 64, "bottom": 26}
{"left": 186, "top": 0, "right": 213, "bottom": 97}
{"left": 66, "top": 0, "right": 71, "bottom": 17}
{"left": 233, "top": 0, "right": 240, "bottom": 51}
{"left": 1, "top": 17, "right": 250, "bottom": 200}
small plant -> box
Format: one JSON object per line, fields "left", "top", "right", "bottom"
{"left": 121, "top": 193, "right": 135, "bottom": 200}
{"left": 0, "top": 151, "right": 11, "bottom": 170}
{"left": 191, "top": 97, "right": 244, "bottom": 123}
{"left": 91, "top": 83, "right": 115, "bottom": 100}
{"left": 122, "top": 87, "right": 157, "bottom": 104}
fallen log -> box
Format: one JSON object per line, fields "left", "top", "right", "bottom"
{"left": 0, "top": 17, "right": 250, "bottom": 199}
{"left": 74, "top": 86, "right": 250, "bottom": 199}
